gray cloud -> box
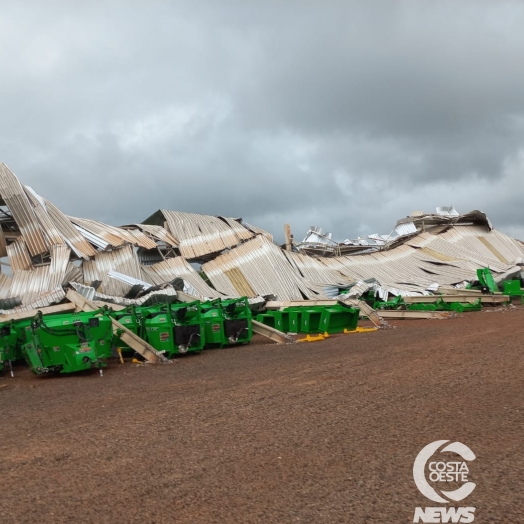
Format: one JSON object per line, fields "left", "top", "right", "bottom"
{"left": 1, "top": 0, "right": 523, "bottom": 244}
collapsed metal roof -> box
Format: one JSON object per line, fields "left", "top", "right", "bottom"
{"left": 0, "top": 163, "right": 523, "bottom": 314}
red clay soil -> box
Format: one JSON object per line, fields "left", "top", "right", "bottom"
{"left": 1, "top": 307, "right": 523, "bottom": 523}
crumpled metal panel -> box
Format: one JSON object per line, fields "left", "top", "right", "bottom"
{"left": 128, "top": 223, "right": 179, "bottom": 247}
{"left": 0, "top": 163, "right": 47, "bottom": 256}
{"left": 0, "top": 287, "right": 66, "bottom": 315}
{"left": 6, "top": 237, "right": 33, "bottom": 272}
{"left": 2, "top": 245, "right": 71, "bottom": 305}
{"left": 284, "top": 250, "right": 350, "bottom": 286}
{"left": 69, "top": 216, "right": 158, "bottom": 250}
{"left": 159, "top": 210, "right": 255, "bottom": 259}
{"left": 43, "top": 199, "right": 98, "bottom": 259}
{"left": 240, "top": 221, "right": 273, "bottom": 242}
{"left": 69, "top": 216, "right": 126, "bottom": 248}
{"left": 439, "top": 227, "right": 524, "bottom": 266}
{"left": 48, "top": 244, "right": 71, "bottom": 290}
{"left": 203, "top": 236, "right": 315, "bottom": 300}
{"left": 108, "top": 269, "right": 152, "bottom": 289}
{"left": 124, "top": 229, "right": 158, "bottom": 250}
{"left": 24, "top": 186, "right": 65, "bottom": 247}
{"left": 0, "top": 226, "right": 6, "bottom": 258}
{"left": 70, "top": 282, "right": 178, "bottom": 307}
{"left": 393, "top": 222, "right": 417, "bottom": 237}
{"left": 0, "top": 273, "right": 14, "bottom": 300}
{"left": 142, "top": 257, "right": 222, "bottom": 299}
{"left": 63, "top": 262, "right": 83, "bottom": 285}
{"left": 82, "top": 245, "right": 142, "bottom": 297}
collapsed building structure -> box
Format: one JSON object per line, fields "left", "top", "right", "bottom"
{"left": 0, "top": 163, "right": 523, "bottom": 317}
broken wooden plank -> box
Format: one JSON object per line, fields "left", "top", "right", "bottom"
{"left": 265, "top": 300, "right": 338, "bottom": 309}
{"left": 0, "top": 302, "right": 76, "bottom": 323}
{"left": 403, "top": 294, "right": 509, "bottom": 304}
{"left": 252, "top": 319, "right": 293, "bottom": 344}
{"left": 66, "top": 289, "right": 168, "bottom": 363}
{"left": 337, "top": 298, "right": 382, "bottom": 327}
{"left": 377, "top": 310, "right": 452, "bottom": 319}
{"left": 437, "top": 287, "right": 504, "bottom": 296}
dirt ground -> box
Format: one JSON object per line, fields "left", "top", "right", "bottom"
{"left": 1, "top": 306, "right": 523, "bottom": 523}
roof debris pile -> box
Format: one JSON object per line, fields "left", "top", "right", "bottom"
{"left": 0, "top": 163, "right": 523, "bottom": 316}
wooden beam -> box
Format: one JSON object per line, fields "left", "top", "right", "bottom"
{"left": 0, "top": 302, "right": 76, "bottom": 323}
{"left": 265, "top": 299, "right": 338, "bottom": 309}
{"left": 377, "top": 310, "right": 451, "bottom": 320}
{"left": 403, "top": 294, "right": 509, "bottom": 304}
{"left": 284, "top": 224, "right": 292, "bottom": 251}
{"left": 66, "top": 289, "right": 169, "bottom": 363}
{"left": 252, "top": 319, "right": 294, "bottom": 344}
{"left": 351, "top": 300, "right": 382, "bottom": 327}
{"left": 437, "top": 287, "right": 504, "bottom": 296}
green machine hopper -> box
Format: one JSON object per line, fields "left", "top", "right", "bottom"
{"left": 318, "top": 304, "right": 360, "bottom": 333}
{"left": 502, "top": 280, "right": 524, "bottom": 302}
{"left": 297, "top": 307, "right": 324, "bottom": 334}
{"left": 222, "top": 297, "right": 252, "bottom": 345}
{"left": 144, "top": 301, "right": 204, "bottom": 357}
{"left": 201, "top": 299, "right": 228, "bottom": 348}
{"left": 21, "top": 310, "right": 113, "bottom": 375}
{"left": 255, "top": 308, "right": 301, "bottom": 334}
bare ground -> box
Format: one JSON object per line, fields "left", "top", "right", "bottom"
{"left": 1, "top": 307, "right": 523, "bottom": 523}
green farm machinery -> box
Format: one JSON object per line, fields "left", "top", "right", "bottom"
{"left": 20, "top": 310, "right": 113, "bottom": 375}
{"left": 256, "top": 303, "right": 359, "bottom": 335}
{"left": 144, "top": 301, "right": 205, "bottom": 357}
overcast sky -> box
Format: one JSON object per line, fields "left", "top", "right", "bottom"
{"left": 1, "top": 1, "right": 523, "bottom": 243}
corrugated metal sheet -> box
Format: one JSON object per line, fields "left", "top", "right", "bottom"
{"left": 439, "top": 227, "right": 524, "bottom": 265}
{"left": 0, "top": 287, "right": 66, "bottom": 315}
{"left": 69, "top": 216, "right": 126, "bottom": 248}
{"left": 240, "top": 220, "right": 274, "bottom": 242}
{"left": 0, "top": 223, "right": 8, "bottom": 258}
{"left": 6, "top": 237, "right": 33, "bottom": 272}
{"left": 82, "top": 245, "right": 142, "bottom": 297}
{"left": 394, "top": 222, "right": 417, "bottom": 237}
{"left": 159, "top": 210, "right": 255, "bottom": 259}
{"left": 69, "top": 216, "right": 157, "bottom": 250}
{"left": 0, "top": 163, "right": 47, "bottom": 256}
{"left": 63, "top": 262, "right": 83, "bottom": 284}
{"left": 3, "top": 244, "right": 71, "bottom": 304}
{"left": 130, "top": 223, "right": 179, "bottom": 247}
{"left": 142, "top": 257, "right": 222, "bottom": 299}
{"left": 0, "top": 273, "right": 13, "bottom": 300}
{"left": 108, "top": 270, "right": 152, "bottom": 289}
{"left": 203, "top": 236, "right": 315, "bottom": 300}
{"left": 125, "top": 229, "right": 158, "bottom": 250}
{"left": 24, "top": 186, "right": 65, "bottom": 247}
{"left": 73, "top": 224, "right": 110, "bottom": 249}
{"left": 284, "top": 251, "right": 351, "bottom": 286}
{"left": 138, "top": 249, "right": 165, "bottom": 266}
{"left": 217, "top": 216, "right": 256, "bottom": 241}
{"left": 436, "top": 206, "right": 459, "bottom": 217}
{"left": 48, "top": 244, "right": 71, "bottom": 289}
{"left": 44, "top": 199, "right": 98, "bottom": 259}
{"left": 70, "top": 282, "right": 178, "bottom": 307}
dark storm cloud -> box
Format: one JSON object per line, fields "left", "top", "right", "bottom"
{"left": 1, "top": 0, "right": 523, "bottom": 243}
